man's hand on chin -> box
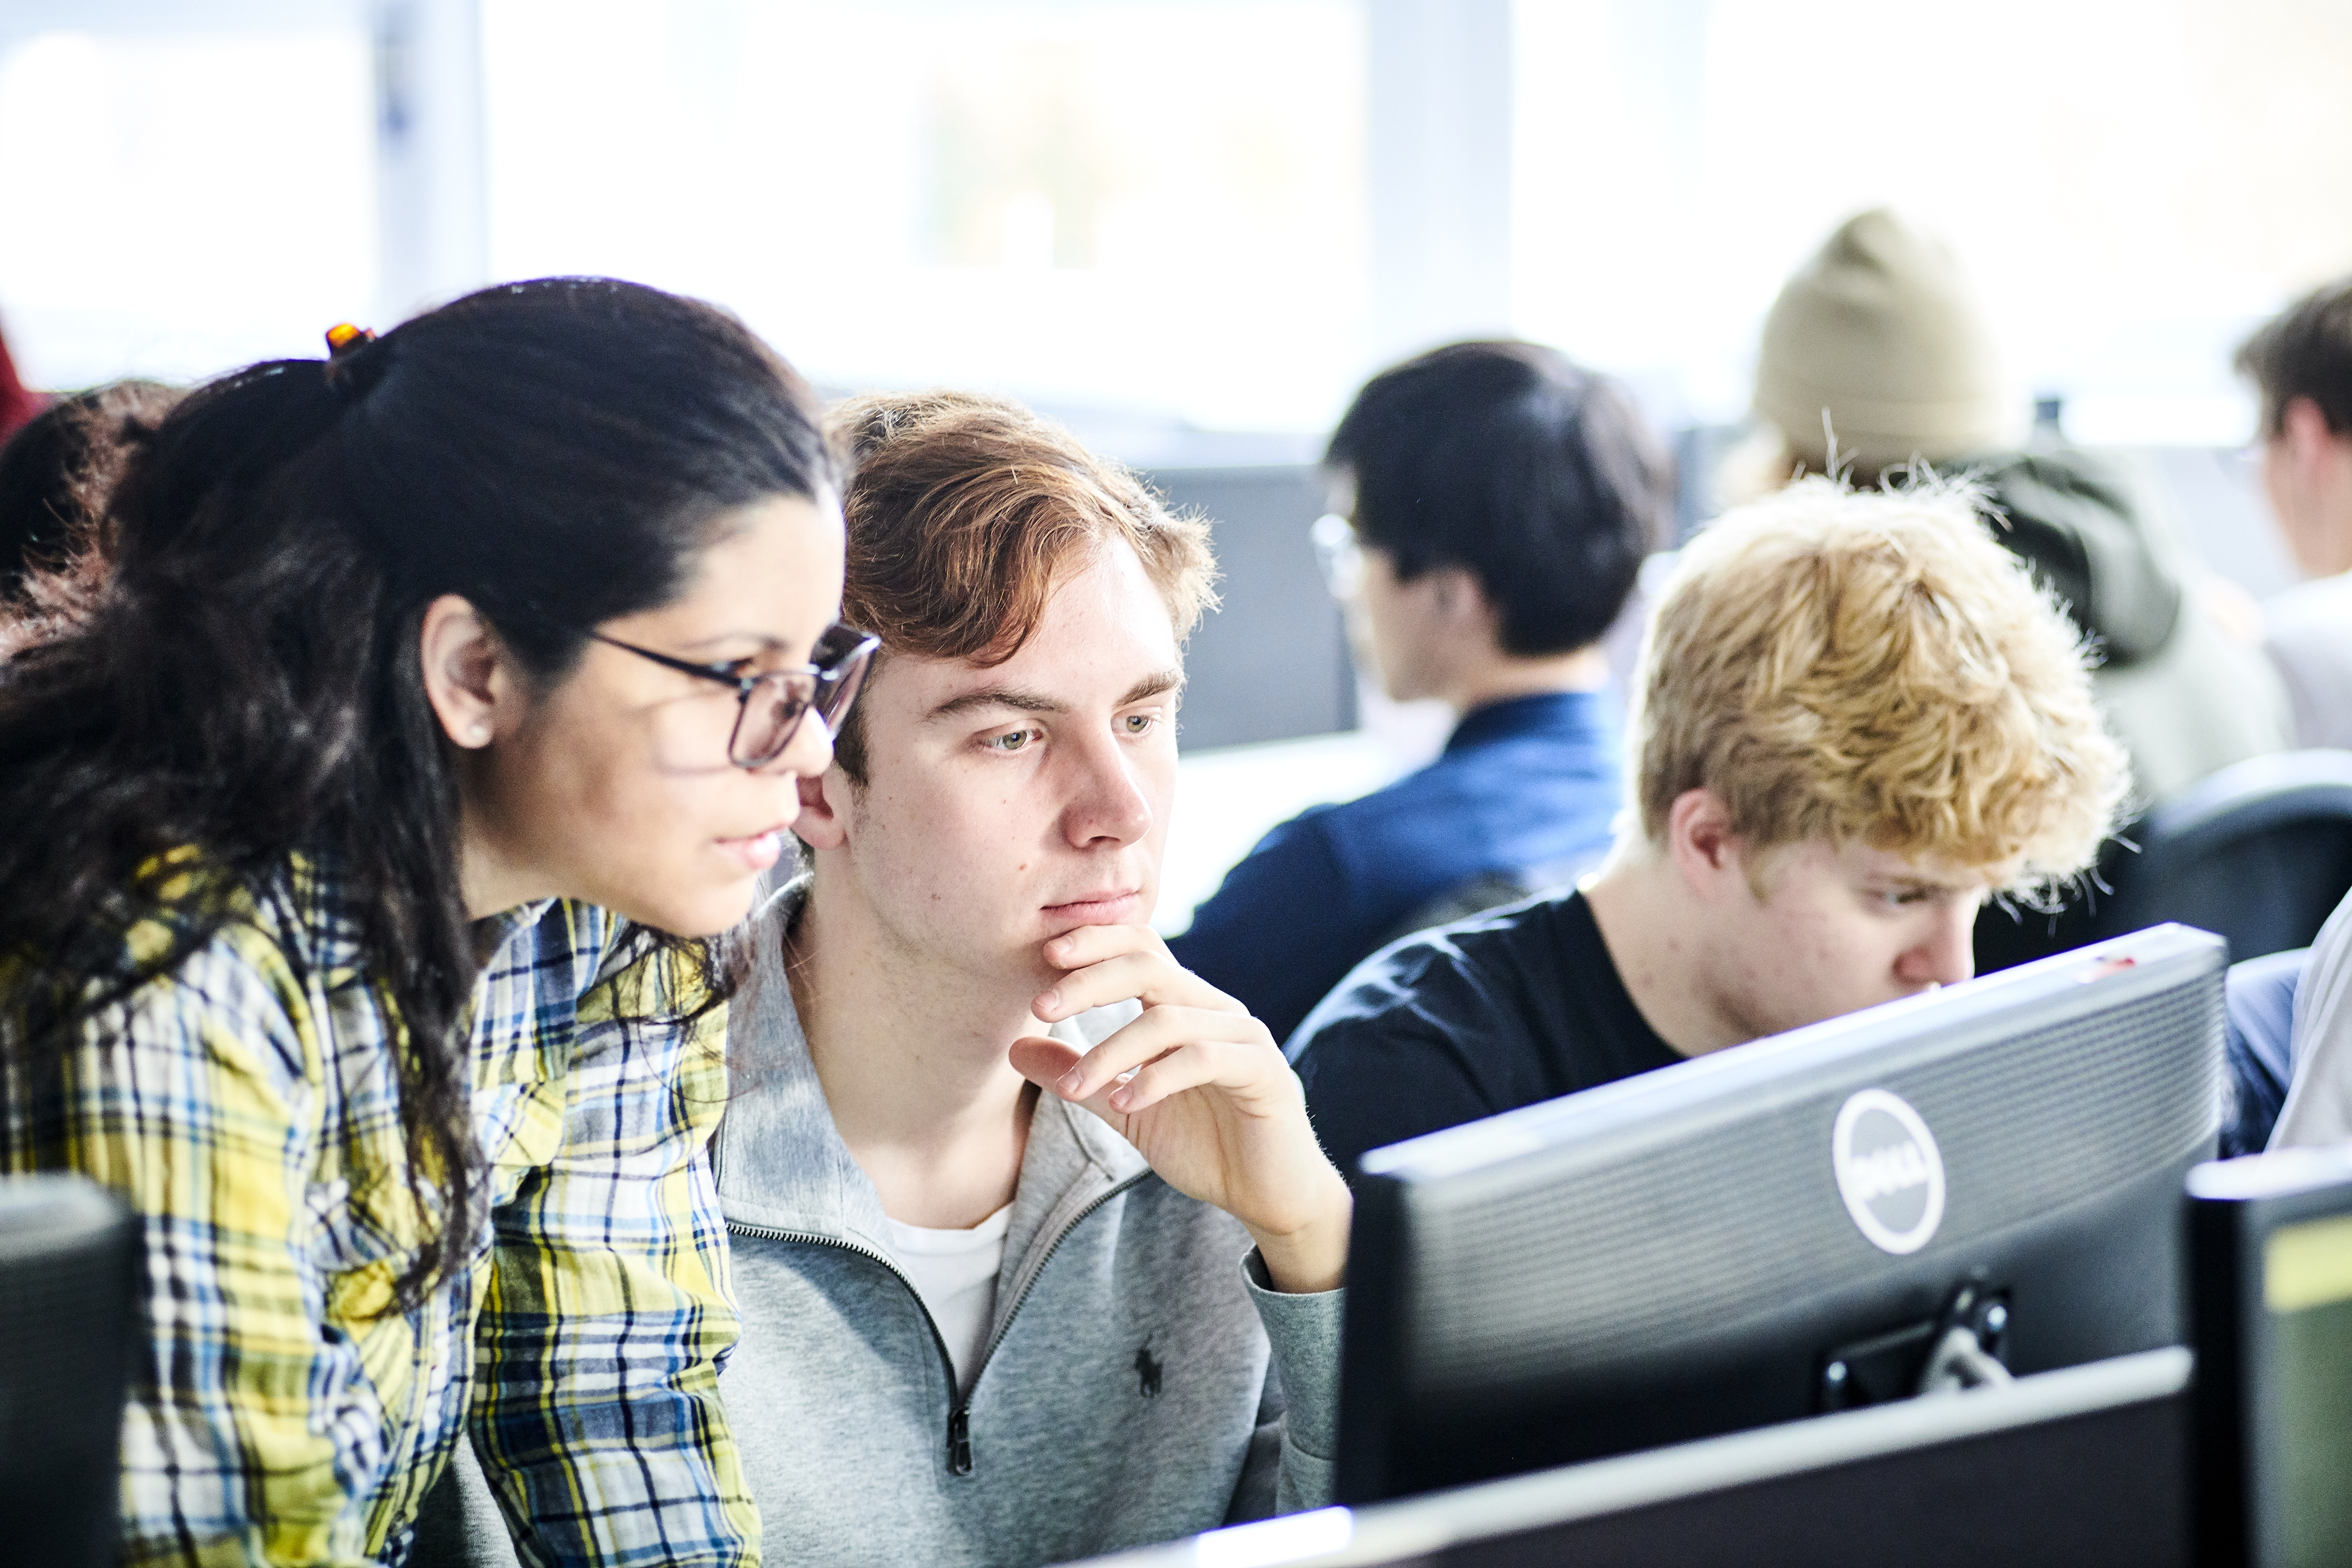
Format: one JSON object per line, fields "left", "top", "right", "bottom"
{"left": 1007, "top": 923, "right": 1352, "bottom": 1294}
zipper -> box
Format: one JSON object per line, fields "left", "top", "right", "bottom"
{"left": 723, "top": 1218, "right": 963, "bottom": 1412}
{"left": 727, "top": 1170, "right": 1147, "bottom": 1478}
{"left": 958, "top": 1175, "right": 1145, "bottom": 1389}
{"left": 946, "top": 1407, "right": 971, "bottom": 1475}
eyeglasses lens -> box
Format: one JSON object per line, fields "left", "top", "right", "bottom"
{"left": 817, "top": 654, "right": 869, "bottom": 726}
{"left": 727, "top": 629, "right": 879, "bottom": 768}
{"left": 729, "top": 674, "right": 816, "bottom": 768}
{"left": 808, "top": 628, "right": 879, "bottom": 728}
{"left": 1311, "top": 513, "right": 1363, "bottom": 600}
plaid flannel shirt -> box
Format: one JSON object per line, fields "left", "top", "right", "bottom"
{"left": 1, "top": 859, "right": 757, "bottom": 1566}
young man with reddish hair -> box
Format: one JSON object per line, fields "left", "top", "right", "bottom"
{"left": 714, "top": 392, "right": 1349, "bottom": 1566}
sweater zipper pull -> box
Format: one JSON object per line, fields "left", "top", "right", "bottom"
{"left": 946, "top": 1406, "right": 972, "bottom": 1476}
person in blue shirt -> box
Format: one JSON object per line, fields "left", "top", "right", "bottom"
{"left": 1167, "top": 341, "right": 1672, "bottom": 1042}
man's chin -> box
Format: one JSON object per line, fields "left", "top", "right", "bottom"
{"left": 1757, "top": 990, "right": 1904, "bottom": 1043}
{"left": 1824, "top": 982, "right": 1939, "bottom": 1028}
{"left": 992, "top": 942, "right": 1068, "bottom": 997}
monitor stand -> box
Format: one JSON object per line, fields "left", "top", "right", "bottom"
{"left": 1820, "top": 1278, "right": 2015, "bottom": 1410}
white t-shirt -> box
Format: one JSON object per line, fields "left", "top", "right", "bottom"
{"left": 2278, "top": 887, "right": 2352, "bottom": 1149}
{"left": 2265, "top": 574, "right": 2352, "bottom": 751}
{"left": 880, "top": 1203, "right": 1014, "bottom": 1391}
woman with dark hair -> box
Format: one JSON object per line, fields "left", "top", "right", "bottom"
{"left": 0, "top": 277, "right": 871, "bottom": 1565}
{"left": 0, "top": 379, "right": 183, "bottom": 646}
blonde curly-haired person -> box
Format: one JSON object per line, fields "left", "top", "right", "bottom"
{"left": 1289, "top": 476, "right": 2132, "bottom": 1177}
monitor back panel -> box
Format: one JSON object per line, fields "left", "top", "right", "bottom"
{"left": 0, "top": 1176, "right": 138, "bottom": 1567}
{"left": 1411, "top": 1378, "right": 2190, "bottom": 1568}
{"left": 1073, "top": 1351, "right": 2193, "bottom": 1568}
{"left": 1341, "top": 926, "right": 2225, "bottom": 1498}
{"left": 2189, "top": 1146, "right": 2352, "bottom": 1568}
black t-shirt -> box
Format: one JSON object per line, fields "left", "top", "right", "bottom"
{"left": 1287, "top": 888, "right": 1683, "bottom": 1178}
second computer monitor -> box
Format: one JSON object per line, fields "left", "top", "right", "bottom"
{"left": 1337, "top": 923, "right": 2226, "bottom": 1503}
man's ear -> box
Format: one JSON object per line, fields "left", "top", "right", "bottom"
{"left": 419, "top": 594, "right": 520, "bottom": 750}
{"left": 1428, "top": 564, "right": 1506, "bottom": 653}
{"left": 791, "top": 767, "right": 853, "bottom": 852}
{"left": 2281, "top": 397, "right": 2336, "bottom": 468}
{"left": 1426, "top": 564, "right": 1484, "bottom": 621}
{"left": 1664, "top": 787, "right": 1753, "bottom": 901}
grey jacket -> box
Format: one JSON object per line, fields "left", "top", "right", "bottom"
{"left": 1972, "top": 445, "right": 2288, "bottom": 804}
{"left": 714, "top": 886, "right": 1343, "bottom": 1566}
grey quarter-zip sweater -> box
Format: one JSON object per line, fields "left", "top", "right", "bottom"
{"left": 714, "top": 883, "right": 1343, "bottom": 1567}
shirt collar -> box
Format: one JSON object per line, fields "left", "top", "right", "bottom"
{"left": 1444, "top": 689, "right": 1611, "bottom": 755}
{"left": 470, "top": 898, "right": 559, "bottom": 961}
{"left": 715, "top": 877, "right": 1148, "bottom": 1250}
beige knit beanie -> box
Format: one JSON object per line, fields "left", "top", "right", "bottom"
{"left": 1753, "top": 208, "right": 2018, "bottom": 474}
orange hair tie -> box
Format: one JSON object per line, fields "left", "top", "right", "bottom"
{"left": 324, "top": 322, "right": 376, "bottom": 356}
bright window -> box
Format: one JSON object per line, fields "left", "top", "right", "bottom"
{"left": 1512, "top": 0, "right": 2352, "bottom": 443}
{"left": 6, "top": 0, "right": 2348, "bottom": 450}
{"left": 482, "top": 0, "right": 1369, "bottom": 430}
{"left": 0, "top": 24, "right": 375, "bottom": 389}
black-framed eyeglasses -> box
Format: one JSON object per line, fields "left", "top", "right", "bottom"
{"left": 588, "top": 622, "right": 880, "bottom": 769}
{"left": 1310, "top": 512, "right": 1364, "bottom": 600}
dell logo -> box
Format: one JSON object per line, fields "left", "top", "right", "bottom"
{"left": 1832, "top": 1089, "right": 1946, "bottom": 1254}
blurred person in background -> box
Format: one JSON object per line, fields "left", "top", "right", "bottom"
{"left": 2240, "top": 277, "right": 2352, "bottom": 750}
{"left": 1168, "top": 341, "right": 1670, "bottom": 1043}
{"left": 0, "top": 380, "right": 182, "bottom": 632}
{"left": 1733, "top": 207, "right": 2289, "bottom": 807}
{"left": 2268, "top": 880, "right": 2352, "bottom": 1150}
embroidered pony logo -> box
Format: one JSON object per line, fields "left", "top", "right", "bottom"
{"left": 1133, "top": 1342, "right": 1163, "bottom": 1398}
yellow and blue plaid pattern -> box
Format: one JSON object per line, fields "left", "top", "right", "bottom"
{"left": 2, "top": 860, "right": 757, "bottom": 1566}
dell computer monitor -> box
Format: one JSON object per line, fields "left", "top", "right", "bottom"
{"left": 2187, "top": 1143, "right": 2352, "bottom": 1568}
{"left": 1336, "top": 923, "right": 2226, "bottom": 1503}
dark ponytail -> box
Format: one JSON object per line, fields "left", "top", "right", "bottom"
{"left": 0, "top": 278, "right": 837, "bottom": 1303}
